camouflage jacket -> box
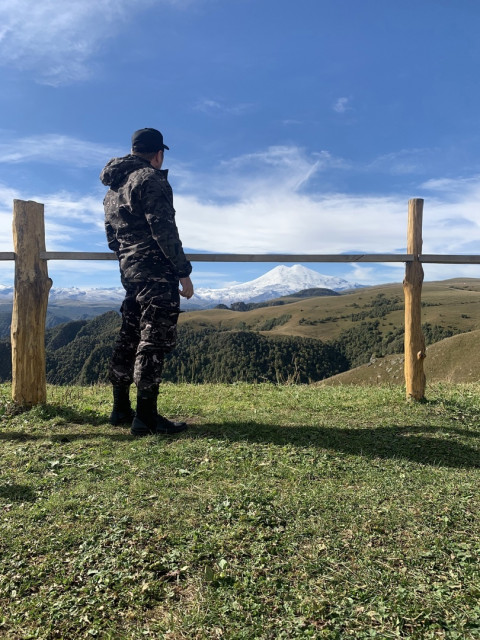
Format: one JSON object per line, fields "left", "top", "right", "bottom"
{"left": 100, "top": 154, "right": 192, "bottom": 282}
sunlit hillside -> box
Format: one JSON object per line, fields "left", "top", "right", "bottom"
{"left": 179, "top": 278, "right": 480, "bottom": 343}
{"left": 321, "top": 329, "right": 480, "bottom": 386}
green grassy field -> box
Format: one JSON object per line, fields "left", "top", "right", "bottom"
{"left": 1, "top": 382, "right": 480, "bottom": 639}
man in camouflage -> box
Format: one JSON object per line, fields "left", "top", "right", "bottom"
{"left": 100, "top": 128, "right": 194, "bottom": 436}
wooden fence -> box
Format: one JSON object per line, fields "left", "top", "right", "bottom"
{"left": 2, "top": 198, "right": 480, "bottom": 406}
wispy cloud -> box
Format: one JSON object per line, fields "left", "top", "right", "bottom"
{"left": 0, "top": 134, "right": 121, "bottom": 167}
{"left": 194, "top": 98, "right": 254, "bottom": 116}
{"left": 0, "top": 212, "right": 15, "bottom": 252}
{"left": 420, "top": 176, "right": 480, "bottom": 193}
{"left": 333, "top": 97, "right": 351, "bottom": 113}
{"left": 0, "top": 0, "right": 185, "bottom": 84}
{"left": 0, "top": 183, "right": 106, "bottom": 252}
{"left": 366, "top": 148, "right": 437, "bottom": 176}
{"left": 211, "top": 146, "right": 348, "bottom": 196}
{"left": 0, "top": 185, "right": 21, "bottom": 251}
{"left": 346, "top": 264, "right": 383, "bottom": 286}
{"left": 43, "top": 192, "right": 105, "bottom": 233}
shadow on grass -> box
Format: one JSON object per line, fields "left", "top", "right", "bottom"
{"left": 4, "top": 403, "right": 111, "bottom": 425}
{"left": 0, "top": 404, "right": 132, "bottom": 442}
{"left": 193, "top": 421, "right": 480, "bottom": 469}
{"left": 0, "top": 483, "right": 36, "bottom": 501}
{"left": 0, "top": 431, "right": 132, "bottom": 443}
{"left": 1, "top": 403, "right": 480, "bottom": 468}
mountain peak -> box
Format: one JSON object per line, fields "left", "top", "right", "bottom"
{"left": 193, "top": 264, "right": 361, "bottom": 307}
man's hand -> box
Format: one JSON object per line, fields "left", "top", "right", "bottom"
{"left": 179, "top": 276, "right": 194, "bottom": 299}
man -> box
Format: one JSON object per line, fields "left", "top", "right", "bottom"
{"left": 100, "top": 127, "right": 194, "bottom": 436}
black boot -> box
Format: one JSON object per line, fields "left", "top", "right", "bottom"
{"left": 131, "top": 389, "right": 188, "bottom": 437}
{"left": 132, "top": 390, "right": 157, "bottom": 433}
{"left": 109, "top": 385, "right": 135, "bottom": 426}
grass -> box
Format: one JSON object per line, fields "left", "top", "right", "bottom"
{"left": 179, "top": 279, "right": 480, "bottom": 343}
{"left": 321, "top": 330, "right": 480, "bottom": 386}
{"left": 1, "top": 381, "right": 480, "bottom": 639}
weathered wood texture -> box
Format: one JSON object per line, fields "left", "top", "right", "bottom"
{"left": 38, "top": 251, "right": 480, "bottom": 264}
{"left": 39, "top": 251, "right": 414, "bottom": 263}
{"left": 420, "top": 255, "right": 480, "bottom": 264}
{"left": 11, "top": 200, "right": 52, "bottom": 405}
{"left": 403, "top": 199, "right": 426, "bottom": 401}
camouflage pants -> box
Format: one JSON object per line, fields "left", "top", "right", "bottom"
{"left": 109, "top": 279, "right": 180, "bottom": 392}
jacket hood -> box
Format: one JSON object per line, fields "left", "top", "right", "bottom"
{"left": 100, "top": 154, "right": 150, "bottom": 189}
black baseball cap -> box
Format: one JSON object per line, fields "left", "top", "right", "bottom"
{"left": 131, "top": 128, "right": 170, "bottom": 153}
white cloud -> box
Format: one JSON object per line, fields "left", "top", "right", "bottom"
{"left": 42, "top": 192, "right": 105, "bottom": 228}
{"left": 0, "top": 0, "right": 178, "bottom": 84}
{"left": 0, "top": 134, "right": 121, "bottom": 167}
{"left": 366, "top": 148, "right": 436, "bottom": 176}
{"left": 0, "top": 182, "right": 115, "bottom": 287}
{"left": 420, "top": 176, "right": 480, "bottom": 193}
{"left": 282, "top": 119, "right": 303, "bottom": 126}
{"left": 175, "top": 148, "right": 480, "bottom": 265}
{"left": 346, "top": 264, "right": 382, "bottom": 285}
{"left": 0, "top": 212, "right": 15, "bottom": 252}
{"left": 333, "top": 97, "right": 351, "bottom": 113}
{"left": 346, "top": 260, "right": 480, "bottom": 285}
{"left": 2, "top": 146, "right": 480, "bottom": 288}
{"left": 176, "top": 190, "right": 408, "bottom": 255}
{"left": 194, "top": 98, "right": 254, "bottom": 116}
{"left": 47, "top": 260, "right": 119, "bottom": 278}
{"left": 198, "top": 146, "right": 348, "bottom": 197}
{"left": 174, "top": 146, "right": 405, "bottom": 254}
{"left": 422, "top": 263, "right": 480, "bottom": 282}
{"left": 0, "top": 185, "right": 21, "bottom": 251}
{"left": 0, "top": 183, "right": 106, "bottom": 253}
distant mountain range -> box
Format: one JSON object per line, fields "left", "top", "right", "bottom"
{"left": 0, "top": 265, "right": 361, "bottom": 309}
{"left": 0, "top": 285, "right": 125, "bottom": 305}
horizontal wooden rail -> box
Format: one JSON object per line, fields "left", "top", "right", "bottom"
{"left": 187, "top": 253, "right": 412, "bottom": 263}
{"left": 2, "top": 251, "right": 480, "bottom": 265}
{"left": 39, "top": 251, "right": 415, "bottom": 263}
{"left": 40, "top": 251, "right": 117, "bottom": 261}
{"left": 420, "top": 255, "right": 480, "bottom": 264}
{"left": 23, "top": 252, "right": 480, "bottom": 264}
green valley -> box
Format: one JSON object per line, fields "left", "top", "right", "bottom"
{"left": 1, "top": 278, "right": 480, "bottom": 386}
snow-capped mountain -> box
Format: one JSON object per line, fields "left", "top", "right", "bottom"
{"left": 0, "top": 265, "right": 361, "bottom": 308}
{"left": 47, "top": 287, "right": 125, "bottom": 304}
{"left": 193, "top": 264, "right": 360, "bottom": 306}
{"left": 0, "top": 284, "right": 124, "bottom": 305}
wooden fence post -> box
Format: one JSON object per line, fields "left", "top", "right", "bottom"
{"left": 403, "top": 198, "right": 426, "bottom": 401}
{"left": 11, "top": 200, "right": 52, "bottom": 405}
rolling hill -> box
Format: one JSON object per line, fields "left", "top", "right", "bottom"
{"left": 1, "top": 277, "right": 480, "bottom": 386}
{"left": 320, "top": 329, "right": 480, "bottom": 386}
{"left": 178, "top": 277, "right": 480, "bottom": 343}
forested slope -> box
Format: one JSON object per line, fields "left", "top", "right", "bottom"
{"left": 0, "top": 279, "right": 476, "bottom": 386}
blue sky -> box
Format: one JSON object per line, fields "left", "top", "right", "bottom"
{"left": 1, "top": 0, "right": 480, "bottom": 291}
